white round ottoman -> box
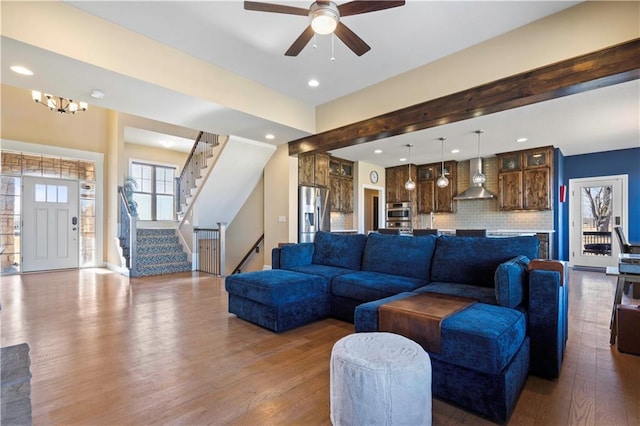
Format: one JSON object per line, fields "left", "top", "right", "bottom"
{"left": 330, "top": 332, "right": 432, "bottom": 426}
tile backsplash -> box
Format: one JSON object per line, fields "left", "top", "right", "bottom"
{"left": 415, "top": 157, "right": 554, "bottom": 231}
{"left": 415, "top": 200, "right": 553, "bottom": 231}
{"left": 331, "top": 212, "right": 354, "bottom": 230}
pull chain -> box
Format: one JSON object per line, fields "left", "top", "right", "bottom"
{"left": 331, "top": 34, "right": 335, "bottom": 61}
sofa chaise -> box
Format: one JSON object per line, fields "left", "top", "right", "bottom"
{"left": 225, "top": 231, "right": 568, "bottom": 422}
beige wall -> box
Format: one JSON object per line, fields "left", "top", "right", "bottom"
{"left": 124, "top": 143, "right": 187, "bottom": 172}
{"left": 1, "top": 84, "right": 108, "bottom": 153}
{"left": 226, "top": 176, "right": 265, "bottom": 273}
{"left": 105, "top": 110, "right": 121, "bottom": 266}
{"left": 317, "top": 1, "right": 640, "bottom": 131}
{"left": 1, "top": 1, "right": 315, "bottom": 134}
{"left": 263, "top": 144, "right": 297, "bottom": 267}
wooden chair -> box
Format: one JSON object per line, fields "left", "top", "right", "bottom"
{"left": 412, "top": 229, "right": 439, "bottom": 236}
{"left": 456, "top": 229, "right": 487, "bottom": 237}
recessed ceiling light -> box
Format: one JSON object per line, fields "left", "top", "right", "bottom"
{"left": 451, "top": 149, "right": 460, "bottom": 154}
{"left": 308, "top": 79, "right": 319, "bottom": 88}
{"left": 374, "top": 149, "right": 382, "bottom": 154}
{"left": 516, "top": 137, "right": 528, "bottom": 143}
{"left": 90, "top": 89, "right": 105, "bottom": 99}
{"left": 265, "top": 134, "right": 275, "bottom": 140}
{"left": 10, "top": 65, "right": 33, "bottom": 76}
{"left": 400, "top": 157, "right": 407, "bottom": 162}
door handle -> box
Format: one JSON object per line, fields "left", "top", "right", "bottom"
{"left": 72, "top": 217, "right": 78, "bottom": 225}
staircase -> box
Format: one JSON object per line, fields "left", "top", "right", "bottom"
{"left": 117, "top": 131, "right": 224, "bottom": 278}
{"left": 133, "top": 228, "right": 191, "bottom": 277}
{"left": 176, "top": 131, "right": 220, "bottom": 221}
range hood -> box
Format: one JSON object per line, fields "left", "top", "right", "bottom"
{"left": 454, "top": 157, "right": 496, "bottom": 200}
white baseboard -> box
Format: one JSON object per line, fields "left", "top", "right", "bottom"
{"left": 105, "top": 262, "right": 130, "bottom": 277}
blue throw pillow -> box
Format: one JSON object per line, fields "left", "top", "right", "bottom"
{"left": 312, "top": 231, "right": 367, "bottom": 270}
{"left": 494, "top": 255, "right": 530, "bottom": 308}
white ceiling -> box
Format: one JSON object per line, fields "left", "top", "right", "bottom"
{"left": 2, "top": 1, "right": 638, "bottom": 167}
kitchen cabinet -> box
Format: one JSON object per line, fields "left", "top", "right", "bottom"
{"left": 497, "top": 146, "right": 553, "bottom": 211}
{"left": 498, "top": 171, "right": 523, "bottom": 210}
{"left": 329, "top": 157, "right": 354, "bottom": 213}
{"left": 386, "top": 165, "right": 416, "bottom": 204}
{"left": 298, "top": 152, "right": 329, "bottom": 187}
{"left": 417, "top": 161, "right": 457, "bottom": 213}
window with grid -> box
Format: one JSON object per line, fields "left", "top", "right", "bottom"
{"left": 130, "top": 162, "right": 176, "bottom": 221}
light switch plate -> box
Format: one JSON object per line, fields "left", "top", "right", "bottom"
{"left": 278, "top": 216, "right": 286, "bottom": 223}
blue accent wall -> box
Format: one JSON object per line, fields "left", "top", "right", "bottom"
{"left": 561, "top": 148, "right": 640, "bottom": 260}
{"left": 554, "top": 149, "right": 565, "bottom": 261}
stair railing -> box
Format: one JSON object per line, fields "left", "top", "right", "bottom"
{"left": 232, "top": 234, "right": 265, "bottom": 274}
{"left": 175, "top": 131, "right": 220, "bottom": 217}
{"left": 118, "top": 186, "right": 137, "bottom": 275}
{"left": 193, "top": 223, "right": 226, "bottom": 276}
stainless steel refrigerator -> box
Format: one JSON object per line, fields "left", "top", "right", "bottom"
{"left": 299, "top": 186, "right": 330, "bottom": 243}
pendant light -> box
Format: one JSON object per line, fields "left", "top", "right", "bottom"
{"left": 472, "top": 130, "right": 486, "bottom": 185}
{"left": 436, "top": 137, "right": 449, "bottom": 188}
{"left": 405, "top": 144, "right": 416, "bottom": 191}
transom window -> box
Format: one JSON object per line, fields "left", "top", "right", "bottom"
{"left": 130, "top": 162, "right": 176, "bottom": 221}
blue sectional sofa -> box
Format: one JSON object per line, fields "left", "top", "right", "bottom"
{"left": 225, "top": 231, "right": 568, "bottom": 423}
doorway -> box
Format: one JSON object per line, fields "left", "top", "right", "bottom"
{"left": 364, "top": 188, "right": 381, "bottom": 233}
{"left": 569, "top": 175, "right": 628, "bottom": 269}
{"left": 22, "top": 176, "right": 79, "bottom": 272}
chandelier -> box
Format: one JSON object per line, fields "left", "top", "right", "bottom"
{"left": 32, "top": 91, "right": 88, "bottom": 115}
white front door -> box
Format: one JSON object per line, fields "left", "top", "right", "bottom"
{"left": 569, "top": 175, "right": 627, "bottom": 269}
{"left": 22, "top": 177, "right": 79, "bottom": 272}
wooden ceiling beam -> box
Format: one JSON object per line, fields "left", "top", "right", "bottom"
{"left": 288, "top": 38, "right": 640, "bottom": 156}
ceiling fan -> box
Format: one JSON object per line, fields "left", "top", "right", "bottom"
{"left": 244, "top": 1, "right": 405, "bottom": 57}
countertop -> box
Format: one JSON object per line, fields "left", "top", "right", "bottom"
{"left": 437, "top": 229, "right": 555, "bottom": 235}
{"left": 330, "top": 229, "right": 555, "bottom": 235}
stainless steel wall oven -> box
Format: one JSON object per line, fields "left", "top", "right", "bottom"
{"left": 386, "top": 202, "right": 411, "bottom": 230}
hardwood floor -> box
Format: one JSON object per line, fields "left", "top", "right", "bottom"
{"left": 1, "top": 268, "right": 639, "bottom": 425}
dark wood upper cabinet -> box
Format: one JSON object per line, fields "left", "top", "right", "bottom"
{"left": 298, "top": 152, "right": 329, "bottom": 187}
{"left": 498, "top": 171, "right": 523, "bottom": 210}
{"left": 497, "top": 146, "right": 553, "bottom": 211}
{"left": 329, "top": 157, "right": 354, "bottom": 213}
{"left": 386, "top": 165, "right": 416, "bottom": 204}
{"left": 416, "top": 161, "right": 457, "bottom": 213}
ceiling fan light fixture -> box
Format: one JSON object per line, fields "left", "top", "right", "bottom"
{"left": 310, "top": 3, "right": 339, "bottom": 35}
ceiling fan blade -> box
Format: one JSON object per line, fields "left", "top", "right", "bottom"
{"left": 333, "top": 22, "right": 370, "bottom": 56}
{"left": 244, "top": 1, "right": 309, "bottom": 16}
{"left": 338, "top": 1, "right": 405, "bottom": 17}
{"left": 285, "top": 26, "right": 315, "bottom": 56}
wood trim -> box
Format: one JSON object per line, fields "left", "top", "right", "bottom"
{"left": 289, "top": 38, "right": 640, "bottom": 156}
